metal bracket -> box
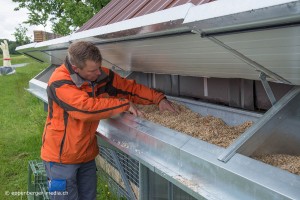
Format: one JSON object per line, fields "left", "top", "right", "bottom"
{"left": 259, "top": 72, "right": 277, "bottom": 106}
{"left": 218, "top": 87, "right": 300, "bottom": 162}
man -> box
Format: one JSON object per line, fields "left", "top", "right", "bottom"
{"left": 42, "top": 41, "right": 177, "bottom": 199}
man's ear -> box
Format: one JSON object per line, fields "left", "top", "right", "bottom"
{"left": 71, "top": 65, "right": 78, "bottom": 73}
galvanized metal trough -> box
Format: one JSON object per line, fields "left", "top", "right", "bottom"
{"left": 17, "top": 0, "right": 300, "bottom": 199}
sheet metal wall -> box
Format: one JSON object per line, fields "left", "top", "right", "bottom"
{"left": 128, "top": 72, "right": 293, "bottom": 111}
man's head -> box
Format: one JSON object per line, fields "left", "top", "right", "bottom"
{"left": 68, "top": 41, "right": 102, "bottom": 81}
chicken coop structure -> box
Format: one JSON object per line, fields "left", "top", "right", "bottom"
{"left": 17, "top": 0, "right": 300, "bottom": 199}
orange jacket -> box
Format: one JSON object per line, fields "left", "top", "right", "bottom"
{"left": 41, "top": 61, "right": 165, "bottom": 164}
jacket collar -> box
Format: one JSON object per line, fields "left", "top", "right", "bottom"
{"left": 64, "top": 56, "right": 108, "bottom": 88}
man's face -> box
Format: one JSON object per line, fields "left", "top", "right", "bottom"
{"left": 73, "top": 60, "right": 101, "bottom": 82}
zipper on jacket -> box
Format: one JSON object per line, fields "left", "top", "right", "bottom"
{"left": 85, "top": 81, "right": 96, "bottom": 160}
{"left": 90, "top": 81, "right": 96, "bottom": 97}
{"left": 59, "top": 111, "right": 69, "bottom": 163}
{"left": 85, "top": 122, "right": 94, "bottom": 160}
{"left": 42, "top": 122, "right": 51, "bottom": 147}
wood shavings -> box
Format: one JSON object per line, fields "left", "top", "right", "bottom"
{"left": 137, "top": 103, "right": 252, "bottom": 148}
{"left": 137, "top": 102, "right": 300, "bottom": 175}
{"left": 174, "top": 175, "right": 201, "bottom": 192}
{"left": 114, "top": 140, "right": 130, "bottom": 149}
{"left": 253, "top": 154, "right": 300, "bottom": 175}
{"left": 113, "top": 140, "right": 143, "bottom": 154}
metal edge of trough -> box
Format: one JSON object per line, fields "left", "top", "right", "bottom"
{"left": 96, "top": 99, "right": 300, "bottom": 200}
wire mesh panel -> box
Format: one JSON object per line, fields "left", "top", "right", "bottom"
{"left": 116, "top": 151, "right": 139, "bottom": 187}
{"left": 97, "top": 143, "right": 199, "bottom": 200}
{"left": 97, "top": 168, "right": 131, "bottom": 199}
{"left": 97, "top": 145, "right": 140, "bottom": 199}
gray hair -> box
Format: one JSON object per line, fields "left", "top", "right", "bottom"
{"left": 68, "top": 41, "right": 102, "bottom": 69}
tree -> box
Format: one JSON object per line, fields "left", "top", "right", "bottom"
{"left": 12, "top": 24, "right": 31, "bottom": 46}
{"left": 13, "top": 0, "right": 111, "bottom": 36}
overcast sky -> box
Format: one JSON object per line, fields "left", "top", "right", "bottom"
{"left": 0, "top": 0, "right": 51, "bottom": 41}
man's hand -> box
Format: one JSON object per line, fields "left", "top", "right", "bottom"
{"left": 158, "top": 98, "right": 179, "bottom": 113}
{"left": 128, "top": 102, "right": 145, "bottom": 117}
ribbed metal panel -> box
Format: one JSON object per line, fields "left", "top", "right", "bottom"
{"left": 99, "top": 0, "right": 135, "bottom": 26}
{"left": 77, "top": 0, "right": 122, "bottom": 31}
{"left": 77, "top": 0, "right": 210, "bottom": 32}
{"left": 109, "top": 0, "right": 151, "bottom": 24}
{"left": 133, "top": 0, "right": 174, "bottom": 17}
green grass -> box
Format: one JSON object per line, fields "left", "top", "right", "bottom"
{"left": 0, "top": 55, "right": 48, "bottom": 199}
{"left": 0, "top": 55, "right": 122, "bottom": 199}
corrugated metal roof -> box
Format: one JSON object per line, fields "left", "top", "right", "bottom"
{"left": 77, "top": 0, "right": 213, "bottom": 32}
